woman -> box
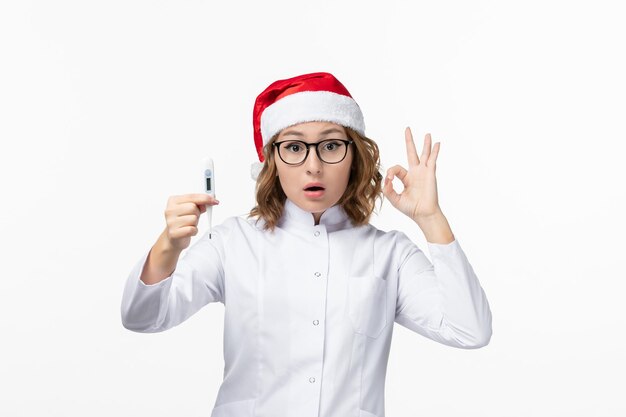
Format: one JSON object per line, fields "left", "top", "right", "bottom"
{"left": 121, "top": 72, "right": 492, "bottom": 417}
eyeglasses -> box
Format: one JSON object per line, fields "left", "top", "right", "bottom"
{"left": 272, "top": 139, "right": 354, "bottom": 166}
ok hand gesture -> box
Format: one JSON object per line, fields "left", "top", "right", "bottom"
{"left": 382, "top": 127, "right": 443, "bottom": 222}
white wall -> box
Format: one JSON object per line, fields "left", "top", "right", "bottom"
{"left": 1, "top": 1, "right": 624, "bottom": 415}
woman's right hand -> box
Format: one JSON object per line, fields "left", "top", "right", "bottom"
{"left": 164, "top": 194, "right": 219, "bottom": 251}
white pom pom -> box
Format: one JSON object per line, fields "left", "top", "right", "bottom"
{"left": 250, "top": 162, "right": 264, "bottom": 180}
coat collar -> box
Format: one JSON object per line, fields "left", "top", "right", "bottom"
{"left": 278, "top": 199, "right": 352, "bottom": 232}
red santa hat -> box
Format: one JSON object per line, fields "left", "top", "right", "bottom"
{"left": 251, "top": 72, "right": 365, "bottom": 178}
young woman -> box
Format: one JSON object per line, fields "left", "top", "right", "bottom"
{"left": 121, "top": 72, "right": 492, "bottom": 417}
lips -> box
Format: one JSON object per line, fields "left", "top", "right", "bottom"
{"left": 303, "top": 183, "right": 325, "bottom": 192}
{"left": 304, "top": 183, "right": 326, "bottom": 198}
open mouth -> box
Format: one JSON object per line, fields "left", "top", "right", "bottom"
{"left": 303, "top": 184, "right": 326, "bottom": 198}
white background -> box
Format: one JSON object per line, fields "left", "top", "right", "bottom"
{"left": 1, "top": 1, "right": 625, "bottom": 416}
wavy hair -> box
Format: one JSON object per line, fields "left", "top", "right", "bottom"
{"left": 248, "top": 127, "right": 383, "bottom": 231}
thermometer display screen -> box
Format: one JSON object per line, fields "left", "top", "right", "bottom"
{"left": 206, "top": 178, "right": 212, "bottom": 191}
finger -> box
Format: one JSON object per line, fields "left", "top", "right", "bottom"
{"left": 178, "top": 193, "right": 220, "bottom": 205}
{"left": 428, "top": 141, "right": 440, "bottom": 168}
{"left": 386, "top": 165, "right": 408, "bottom": 182}
{"left": 178, "top": 201, "right": 203, "bottom": 216}
{"left": 172, "top": 214, "right": 199, "bottom": 229}
{"left": 170, "top": 224, "right": 198, "bottom": 240}
{"left": 405, "top": 127, "right": 420, "bottom": 166}
{"left": 382, "top": 174, "right": 401, "bottom": 207}
{"left": 422, "top": 133, "right": 432, "bottom": 162}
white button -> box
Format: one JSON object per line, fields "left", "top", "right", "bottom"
{"left": 313, "top": 320, "right": 319, "bottom": 325}
{"left": 309, "top": 377, "right": 316, "bottom": 383}
{"left": 314, "top": 272, "right": 321, "bottom": 277}
{"left": 314, "top": 231, "right": 320, "bottom": 237}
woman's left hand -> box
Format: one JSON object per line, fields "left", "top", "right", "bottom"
{"left": 382, "top": 127, "right": 442, "bottom": 222}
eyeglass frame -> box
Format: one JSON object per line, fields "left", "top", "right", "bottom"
{"left": 271, "top": 139, "right": 355, "bottom": 166}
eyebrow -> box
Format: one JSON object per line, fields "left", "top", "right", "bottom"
{"left": 281, "top": 128, "right": 346, "bottom": 137}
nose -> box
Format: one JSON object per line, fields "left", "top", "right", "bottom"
{"left": 304, "top": 146, "right": 323, "bottom": 175}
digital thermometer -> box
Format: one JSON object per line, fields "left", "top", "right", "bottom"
{"left": 203, "top": 158, "right": 215, "bottom": 238}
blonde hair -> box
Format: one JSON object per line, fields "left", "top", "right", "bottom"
{"left": 248, "top": 127, "right": 383, "bottom": 231}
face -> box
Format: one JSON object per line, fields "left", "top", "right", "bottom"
{"left": 273, "top": 121, "right": 353, "bottom": 223}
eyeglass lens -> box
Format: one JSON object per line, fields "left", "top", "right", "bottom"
{"left": 278, "top": 140, "right": 348, "bottom": 165}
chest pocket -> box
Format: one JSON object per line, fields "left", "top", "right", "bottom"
{"left": 346, "top": 228, "right": 388, "bottom": 338}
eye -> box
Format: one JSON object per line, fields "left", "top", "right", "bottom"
{"left": 282, "top": 142, "right": 305, "bottom": 153}
{"left": 322, "top": 140, "right": 343, "bottom": 151}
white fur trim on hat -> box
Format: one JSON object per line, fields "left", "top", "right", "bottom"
{"left": 260, "top": 91, "right": 365, "bottom": 144}
{"left": 250, "top": 161, "right": 264, "bottom": 180}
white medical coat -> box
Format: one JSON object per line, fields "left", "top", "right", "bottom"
{"left": 121, "top": 199, "right": 492, "bottom": 417}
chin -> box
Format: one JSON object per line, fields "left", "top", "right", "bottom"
{"left": 286, "top": 187, "right": 346, "bottom": 215}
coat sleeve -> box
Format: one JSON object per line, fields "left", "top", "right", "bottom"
{"left": 393, "top": 232, "right": 492, "bottom": 349}
{"left": 120, "top": 220, "right": 230, "bottom": 333}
